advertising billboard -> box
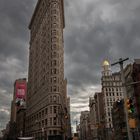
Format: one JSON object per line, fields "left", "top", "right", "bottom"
{"left": 15, "top": 80, "right": 27, "bottom": 107}
{"left": 16, "top": 82, "right": 26, "bottom": 99}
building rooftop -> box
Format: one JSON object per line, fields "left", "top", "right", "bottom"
{"left": 102, "top": 60, "right": 110, "bottom": 66}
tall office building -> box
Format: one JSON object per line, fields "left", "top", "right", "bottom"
{"left": 25, "top": 0, "right": 68, "bottom": 139}
{"left": 9, "top": 78, "right": 27, "bottom": 139}
{"left": 10, "top": 78, "right": 27, "bottom": 123}
{"left": 101, "top": 60, "right": 124, "bottom": 140}
{"left": 80, "top": 111, "right": 90, "bottom": 140}
{"left": 94, "top": 92, "right": 105, "bottom": 140}
{"left": 89, "top": 97, "right": 97, "bottom": 140}
{"left": 88, "top": 93, "right": 104, "bottom": 140}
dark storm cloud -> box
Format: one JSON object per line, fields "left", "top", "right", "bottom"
{"left": 0, "top": 90, "right": 12, "bottom": 107}
{"left": 0, "top": 0, "right": 34, "bottom": 58}
{"left": 0, "top": 110, "right": 10, "bottom": 129}
{"left": 0, "top": 0, "right": 37, "bottom": 129}
{"left": 64, "top": 0, "right": 140, "bottom": 90}
{"left": 64, "top": 0, "right": 140, "bottom": 127}
{"left": 0, "top": 0, "right": 140, "bottom": 131}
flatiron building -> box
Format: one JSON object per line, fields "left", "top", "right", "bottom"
{"left": 25, "top": 0, "right": 68, "bottom": 139}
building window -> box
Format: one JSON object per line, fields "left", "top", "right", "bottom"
{"left": 45, "top": 108, "right": 48, "bottom": 114}
{"left": 45, "top": 119, "right": 47, "bottom": 125}
{"left": 51, "top": 43, "right": 57, "bottom": 49}
{"left": 50, "top": 106, "right": 52, "bottom": 114}
{"left": 53, "top": 106, "right": 57, "bottom": 113}
{"left": 52, "top": 51, "right": 57, "bottom": 58}
{"left": 57, "top": 96, "right": 59, "bottom": 103}
{"left": 53, "top": 77, "right": 56, "bottom": 83}
{"left": 53, "top": 86, "right": 57, "bottom": 92}
{"left": 42, "top": 110, "right": 44, "bottom": 117}
{"left": 50, "top": 118, "right": 52, "bottom": 126}
{"left": 53, "top": 117, "right": 57, "bottom": 125}
{"left": 51, "top": 68, "right": 57, "bottom": 74}
{"left": 53, "top": 95, "right": 57, "bottom": 102}
{"left": 39, "top": 122, "right": 41, "bottom": 128}
{"left": 42, "top": 120, "right": 44, "bottom": 126}
{"left": 50, "top": 96, "right": 52, "bottom": 102}
{"left": 53, "top": 130, "right": 57, "bottom": 135}
{"left": 39, "top": 112, "right": 41, "bottom": 118}
{"left": 53, "top": 60, "right": 57, "bottom": 66}
{"left": 49, "top": 130, "right": 52, "bottom": 135}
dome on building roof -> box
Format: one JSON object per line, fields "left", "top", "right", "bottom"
{"left": 102, "top": 60, "right": 110, "bottom": 66}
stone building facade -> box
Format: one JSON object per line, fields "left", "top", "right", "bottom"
{"left": 80, "top": 111, "right": 90, "bottom": 140}
{"left": 88, "top": 93, "right": 105, "bottom": 140}
{"left": 101, "top": 60, "right": 124, "bottom": 140}
{"left": 16, "top": 108, "right": 26, "bottom": 137}
{"left": 89, "top": 97, "right": 97, "bottom": 140}
{"left": 10, "top": 78, "right": 27, "bottom": 123}
{"left": 25, "top": 0, "right": 69, "bottom": 139}
{"left": 94, "top": 92, "right": 105, "bottom": 140}
{"left": 9, "top": 78, "right": 27, "bottom": 139}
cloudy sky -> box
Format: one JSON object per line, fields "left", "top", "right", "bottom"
{"left": 0, "top": 0, "right": 140, "bottom": 131}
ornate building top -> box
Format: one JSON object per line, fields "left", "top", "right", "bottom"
{"left": 102, "top": 60, "right": 110, "bottom": 66}
{"left": 102, "top": 60, "right": 111, "bottom": 76}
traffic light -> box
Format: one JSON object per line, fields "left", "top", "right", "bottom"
{"left": 126, "top": 98, "right": 134, "bottom": 113}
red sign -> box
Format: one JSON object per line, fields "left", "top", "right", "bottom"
{"left": 16, "top": 82, "right": 26, "bottom": 99}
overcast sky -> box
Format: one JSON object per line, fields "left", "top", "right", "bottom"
{"left": 0, "top": 0, "right": 140, "bottom": 131}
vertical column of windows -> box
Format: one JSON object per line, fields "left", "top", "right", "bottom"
{"left": 41, "top": 16, "right": 49, "bottom": 86}
{"left": 49, "top": 2, "right": 61, "bottom": 94}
